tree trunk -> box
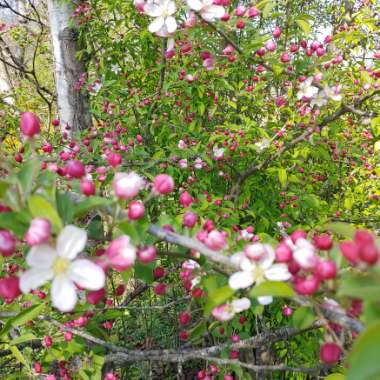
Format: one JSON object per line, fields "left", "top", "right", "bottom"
{"left": 47, "top": 0, "right": 91, "bottom": 133}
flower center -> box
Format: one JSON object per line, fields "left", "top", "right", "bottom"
{"left": 252, "top": 266, "right": 265, "bottom": 283}
{"left": 53, "top": 257, "right": 69, "bottom": 275}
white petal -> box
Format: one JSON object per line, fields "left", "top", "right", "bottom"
{"left": 228, "top": 271, "right": 254, "bottom": 290}
{"left": 240, "top": 257, "right": 255, "bottom": 271}
{"left": 204, "top": 5, "right": 225, "bottom": 19}
{"left": 258, "top": 296, "right": 273, "bottom": 305}
{"left": 51, "top": 275, "right": 77, "bottom": 312}
{"left": 57, "top": 225, "right": 87, "bottom": 260}
{"left": 165, "top": 16, "right": 177, "bottom": 34}
{"left": 148, "top": 16, "right": 165, "bottom": 33}
{"left": 231, "top": 297, "right": 251, "bottom": 312}
{"left": 19, "top": 268, "right": 54, "bottom": 293}
{"left": 258, "top": 245, "right": 275, "bottom": 270}
{"left": 186, "top": 0, "right": 203, "bottom": 11}
{"left": 167, "top": 37, "right": 175, "bottom": 51}
{"left": 26, "top": 245, "right": 57, "bottom": 268}
{"left": 68, "top": 259, "right": 105, "bottom": 291}
{"left": 264, "top": 264, "right": 292, "bottom": 281}
{"left": 144, "top": 4, "right": 162, "bottom": 17}
{"left": 230, "top": 252, "right": 245, "bottom": 267}
{"left": 166, "top": 1, "right": 176, "bottom": 15}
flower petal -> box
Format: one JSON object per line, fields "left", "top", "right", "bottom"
{"left": 231, "top": 297, "right": 251, "bottom": 312}
{"left": 57, "top": 225, "right": 87, "bottom": 260}
{"left": 258, "top": 244, "right": 275, "bottom": 269}
{"left": 19, "top": 268, "right": 53, "bottom": 293}
{"left": 167, "top": 1, "right": 176, "bottom": 15}
{"left": 186, "top": 0, "right": 203, "bottom": 11}
{"left": 144, "top": 4, "right": 162, "bottom": 17}
{"left": 26, "top": 244, "right": 57, "bottom": 268}
{"left": 148, "top": 16, "right": 165, "bottom": 33}
{"left": 51, "top": 275, "right": 77, "bottom": 312}
{"left": 264, "top": 264, "right": 292, "bottom": 281}
{"left": 68, "top": 259, "right": 105, "bottom": 291}
{"left": 228, "top": 271, "right": 254, "bottom": 289}
{"left": 165, "top": 16, "right": 177, "bottom": 34}
{"left": 257, "top": 296, "right": 273, "bottom": 305}
{"left": 204, "top": 5, "right": 225, "bottom": 19}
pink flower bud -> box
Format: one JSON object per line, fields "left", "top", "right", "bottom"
{"left": 153, "top": 266, "right": 165, "bottom": 279}
{"left": 320, "top": 343, "right": 341, "bottom": 364}
{"left": 272, "top": 26, "right": 282, "bottom": 39}
{"left": 104, "top": 373, "right": 117, "bottom": 380}
{"left": 44, "top": 335, "right": 53, "bottom": 347}
{"left": 153, "top": 174, "right": 174, "bottom": 195}
{"left": 339, "top": 241, "right": 360, "bottom": 265}
{"left": 354, "top": 230, "right": 374, "bottom": 246}
{"left": 291, "top": 230, "right": 307, "bottom": 243}
{"left": 183, "top": 211, "right": 198, "bottom": 228}
{"left": 0, "top": 230, "right": 16, "bottom": 256}
{"left": 179, "top": 311, "right": 191, "bottom": 325}
{"left": 24, "top": 218, "right": 51, "bottom": 246}
{"left": 282, "top": 306, "right": 293, "bottom": 317}
{"left": 107, "top": 153, "right": 122, "bottom": 168}
{"left": 0, "top": 276, "right": 21, "bottom": 300}
{"left": 324, "top": 35, "right": 332, "bottom": 44}
{"left": 179, "top": 191, "right": 193, "bottom": 207}
{"left": 66, "top": 160, "right": 85, "bottom": 178}
{"left": 86, "top": 288, "right": 105, "bottom": 305}
{"left": 280, "top": 52, "right": 290, "bottom": 62}
{"left": 138, "top": 246, "right": 157, "bottom": 264}
{"left": 313, "top": 234, "right": 333, "bottom": 250}
{"left": 128, "top": 200, "right": 145, "bottom": 220}
{"left": 80, "top": 179, "right": 96, "bottom": 196}
{"left": 113, "top": 172, "right": 144, "bottom": 200}
{"left": 64, "top": 331, "right": 73, "bottom": 342}
{"left": 294, "top": 274, "right": 320, "bottom": 295}
{"left": 359, "top": 243, "right": 379, "bottom": 265}
{"left": 247, "top": 6, "right": 259, "bottom": 17}
{"left": 205, "top": 230, "right": 227, "bottom": 251}
{"left": 154, "top": 283, "right": 167, "bottom": 295}
{"left": 316, "top": 47, "right": 326, "bottom": 57}
{"left": 265, "top": 40, "right": 276, "bottom": 52}
{"left": 42, "top": 143, "right": 53, "bottom": 153}
{"left": 275, "top": 243, "right": 293, "bottom": 262}
{"left": 316, "top": 260, "right": 337, "bottom": 280}
{"left": 234, "top": 5, "right": 246, "bottom": 16}
{"left": 107, "top": 236, "right": 136, "bottom": 271}
{"left": 20, "top": 112, "right": 40, "bottom": 138}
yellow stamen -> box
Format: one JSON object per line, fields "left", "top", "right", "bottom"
{"left": 53, "top": 257, "right": 69, "bottom": 275}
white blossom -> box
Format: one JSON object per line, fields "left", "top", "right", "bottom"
{"left": 297, "top": 77, "right": 319, "bottom": 100}
{"left": 228, "top": 244, "right": 291, "bottom": 305}
{"left": 212, "top": 297, "right": 251, "bottom": 321}
{"left": 144, "top": 0, "right": 177, "bottom": 37}
{"left": 20, "top": 225, "right": 105, "bottom": 312}
{"left": 186, "top": 0, "right": 225, "bottom": 22}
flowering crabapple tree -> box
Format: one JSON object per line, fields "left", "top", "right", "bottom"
{"left": 0, "top": 0, "right": 380, "bottom": 379}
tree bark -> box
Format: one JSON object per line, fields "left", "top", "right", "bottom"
{"left": 47, "top": 0, "right": 91, "bottom": 133}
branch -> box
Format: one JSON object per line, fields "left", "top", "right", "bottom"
{"left": 148, "top": 224, "right": 239, "bottom": 271}
{"left": 200, "top": 356, "right": 330, "bottom": 374}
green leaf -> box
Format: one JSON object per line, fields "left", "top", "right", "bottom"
{"left": 290, "top": 306, "right": 315, "bottom": 329}
{"left": 347, "top": 321, "right": 380, "bottom": 380}
{"left": 338, "top": 274, "right": 380, "bottom": 301}
{"left": 121, "top": 268, "right": 133, "bottom": 284}
{"left": 325, "top": 222, "right": 355, "bottom": 239}
{"left": 9, "top": 345, "right": 28, "bottom": 365}
{"left": 278, "top": 168, "right": 287, "bottom": 188}
{"left": 73, "top": 197, "right": 112, "bottom": 218}
{"left": 17, "top": 157, "right": 40, "bottom": 196}
{"left": 0, "top": 304, "right": 45, "bottom": 339}
{"left": 204, "top": 286, "right": 235, "bottom": 316}
{"left": 325, "top": 374, "right": 345, "bottom": 380}
{"left": 295, "top": 19, "right": 311, "bottom": 34}
{"left": 10, "top": 333, "right": 37, "bottom": 346}
{"left": 0, "top": 211, "right": 31, "bottom": 238}
{"left": 56, "top": 192, "right": 74, "bottom": 224}
{"left": 249, "top": 281, "right": 295, "bottom": 298}
{"left": 0, "top": 180, "right": 10, "bottom": 198}
{"left": 134, "top": 262, "right": 154, "bottom": 283}
{"left": 190, "top": 321, "right": 207, "bottom": 340}
{"left": 28, "top": 195, "right": 62, "bottom": 233}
